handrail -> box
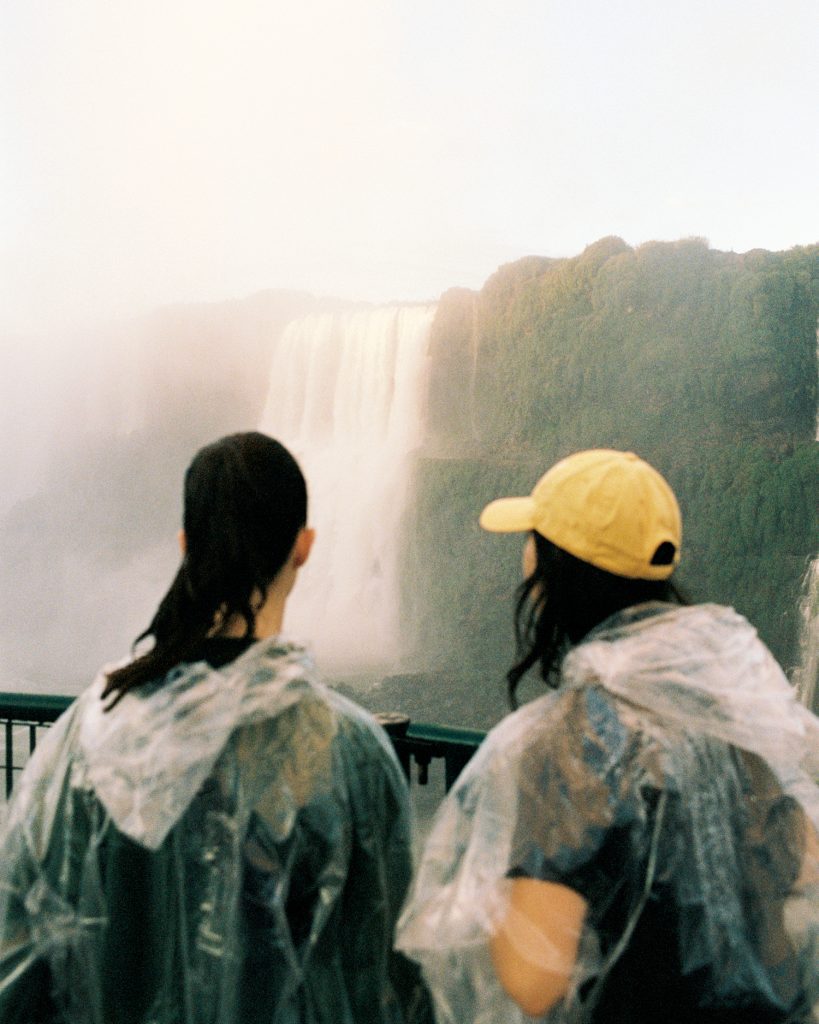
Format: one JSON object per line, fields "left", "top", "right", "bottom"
{"left": 0, "top": 692, "right": 73, "bottom": 722}
{"left": 1, "top": 692, "right": 484, "bottom": 798}
{"left": 389, "top": 721, "right": 485, "bottom": 790}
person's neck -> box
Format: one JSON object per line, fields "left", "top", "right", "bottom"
{"left": 248, "top": 588, "right": 287, "bottom": 639}
{"left": 212, "top": 576, "right": 293, "bottom": 641}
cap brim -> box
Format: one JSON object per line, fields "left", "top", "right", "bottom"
{"left": 479, "top": 496, "right": 536, "bottom": 533}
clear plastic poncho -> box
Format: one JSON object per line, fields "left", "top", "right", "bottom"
{"left": 396, "top": 603, "right": 819, "bottom": 1024}
{"left": 0, "top": 638, "right": 429, "bottom": 1024}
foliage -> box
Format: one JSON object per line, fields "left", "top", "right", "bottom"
{"left": 409, "top": 239, "right": 819, "bottom": 684}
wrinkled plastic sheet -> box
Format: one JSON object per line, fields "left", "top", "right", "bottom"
{"left": 397, "top": 604, "right": 819, "bottom": 1023}
{"left": 0, "top": 638, "right": 423, "bottom": 1023}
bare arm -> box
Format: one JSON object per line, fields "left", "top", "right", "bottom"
{"left": 489, "top": 878, "right": 588, "bottom": 1018}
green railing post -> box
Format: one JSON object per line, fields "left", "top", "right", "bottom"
{"left": 0, "top": 693, "right": 74, "bottom": 797}
{"left": 4, "top": 720, "right": 12, "bottom": 799}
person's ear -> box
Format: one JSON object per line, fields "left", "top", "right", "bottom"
{"left": 178, "top": 529, "right": 187, "bottom": 555}
{"left": 293, "top": 527, "right": 316, "bottom": 568}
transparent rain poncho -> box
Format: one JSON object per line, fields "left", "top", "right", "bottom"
{"left": 0, "top": 638, "right": 428, "bottom": 1024}
{"left": 396, "top": 603, "right": 819, "bottom": 1024}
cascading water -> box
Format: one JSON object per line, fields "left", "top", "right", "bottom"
{"left": 792, "top": 558, "right": 818, "bottom": 713}
{"left": 258, "top": 305, "right": 435, "bottom": 673}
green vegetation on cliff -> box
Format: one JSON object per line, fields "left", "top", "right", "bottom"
{"left": 410, "top": 238, "right": 819, "bottom": 699}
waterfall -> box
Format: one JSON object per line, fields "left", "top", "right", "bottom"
{"left": 792, "top": 558, "right": 818, "bottom": 713}
{"left": 258, "top": 305, "right": 435, "bottom": 673}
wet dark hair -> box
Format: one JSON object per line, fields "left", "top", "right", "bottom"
{"left": 102, "top": 432, "right": 307, "bottom": 708}
{"left": 506, "top": 532, "right": 686, "bottom": 708}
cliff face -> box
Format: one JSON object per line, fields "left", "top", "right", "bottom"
{"left": 407, "top": 238, "right": 819, "bottom": 688}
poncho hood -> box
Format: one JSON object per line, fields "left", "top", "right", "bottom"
{"left": 566, "top": 603, "right": 819, "bottom": 807}
{"left": 78, "top": 638, "right": 336, "bottom": 849}
{"left": 0, "top": 635, "right": 422, "bottom": 1024}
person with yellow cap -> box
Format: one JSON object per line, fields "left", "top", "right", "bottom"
{"left": 397, "top": 449, "right": 819, "bottom": 1024}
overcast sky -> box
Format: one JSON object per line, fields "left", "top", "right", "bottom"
{"left": 2, "top": 0, "right": 817, "bottom": 334}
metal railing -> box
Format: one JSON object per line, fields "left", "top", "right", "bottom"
{"left": 1, "top": 693, "right": 484, "bottom": 799}
{"left": 1, "top": 693, "right": 72, "bottom": 798}
{"left": 387, "top": 720, "right": 485, "bottom": 791}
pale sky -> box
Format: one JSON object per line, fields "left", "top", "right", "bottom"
{"left": 2, "top": 0, "right": 817, "bottom": 334}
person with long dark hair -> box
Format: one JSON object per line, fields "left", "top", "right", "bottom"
{"left": 397, "top": 449, "right": 818, "bottom": 1023}
{"left": 0, "top": 432, "right": 426, "bottom": 1024}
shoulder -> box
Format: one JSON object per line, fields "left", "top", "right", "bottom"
{"left": 471, "top": 683, "right": 628, "bottom": 782}
{"left": 238, "top": 638, "right": 407, "bottom": 782}
{"left": 323, "top": 689, "right": 409, "bottom": 792}
{"left": 439, "top": 683, "right": 638, "bottom": 866}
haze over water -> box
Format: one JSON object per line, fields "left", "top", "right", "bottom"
{"left": 0, "top": 2, "right": 817, "bottom": 711}
{"left": 0, "top": 305, "right": 436, "bottom": 696}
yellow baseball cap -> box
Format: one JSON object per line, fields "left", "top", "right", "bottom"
{"left": 479, "top": 449, "right": 682, "bottom": 580}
